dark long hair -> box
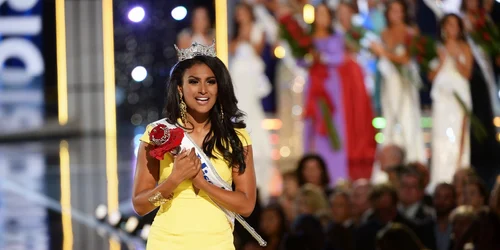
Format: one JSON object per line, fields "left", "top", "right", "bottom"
{"left": 439, "top": 13, "right": 467, "bottom": 42}
{"left": 461, "top": 0, "right": 484, "bottom": 12}
{"left": 231, "top": 2, "right": 255, "bottom": 41}
{"left": 296, "top": 154, "right": 330, "bottom": 187}
{"left": 385, "top": 0, "right": 411, "bottom": 27}
{"left": 312, "top": 2, "right": 335, "bottom": 35}
{"left": 164, "top": 55, "right": 248, "bottom": 172}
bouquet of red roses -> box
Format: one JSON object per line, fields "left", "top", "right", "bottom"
{"left": 279, "top": 14, "right": 313, "bottom": 59}
{"left": 409, "top": 35, "right": 438, "bottom": 73}
{"left": 148, "top": 124, "right": 184, "bottom": 160}
{"left": 470, "top": 13, "right": 500, "bottom": 56}
{"left": 345, "top": 26, "right": 366, "bottom": 52}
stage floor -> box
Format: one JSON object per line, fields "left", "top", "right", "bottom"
{"left": 0, "top": 135, "right": 146, "bottom": 250}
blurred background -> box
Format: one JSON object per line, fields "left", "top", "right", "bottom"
{"left": 1, "top": 0, "right": 500, "bottom": 250}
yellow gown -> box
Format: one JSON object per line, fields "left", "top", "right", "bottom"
{"left": 140, "top": 124, "right": 252, "bottom": 250}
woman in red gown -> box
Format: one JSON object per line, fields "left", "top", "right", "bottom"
{"left": 336, "top": 2, "right": 377, "bottom": 180}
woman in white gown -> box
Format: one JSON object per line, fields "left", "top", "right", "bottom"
{"left": 428, "top": 14, "right": 473, "bottom": 190}
{"left": 371, "top": 0, "right": 426, "bottom": 164}
{"left": 229, "top": 3, "right": 273, "bottom": 203}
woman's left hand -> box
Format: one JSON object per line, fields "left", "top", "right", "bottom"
{"left": 191, "top": 170, "right": 206, "bottom": 189}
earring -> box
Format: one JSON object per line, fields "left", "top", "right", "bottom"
{"left": 220, "top": 103, "right": 224, "bottom": 120}
{"left": 179, "top": 93, "right": 187, "bottom": 125}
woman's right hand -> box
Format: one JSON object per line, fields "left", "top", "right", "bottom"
{"left": 438, "top": 46, "right": 447, "bottom": 62}
{"left": 370, "top": 42, "right": 385, "bottom": 57}
{"left": 171, "top": 149, "right": 201, "bottom": 183}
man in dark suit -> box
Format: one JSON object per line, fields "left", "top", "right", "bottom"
{"left": 354, "top": 184, "right": 436, "bottom": 250}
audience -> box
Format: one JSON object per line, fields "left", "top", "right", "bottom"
{"left": 279, "top": 171, "right": 300, "bottom": 224}
{"left": 453, "top": 168, "right": 478, "bottom": 206}
{"left": 228, "top": 1, "right": 500, "bottom": 249}
{"left": 283, "top": 215, "right": 325, "bottom": 250}
{"left": 376, "top": 223, "right": 428, "bottom": 250}
{"left": 295, "top": 154, "right": 333, "bottom": 198}
{"left": 350, "top": 179, "right": 372, "bottom": 225}
{"left": 295, "top": 184, "right": 329, "bottom": 219}
{"left": 398, "top": 165, "right": 434, "bottom": 222}
{"left": 355, "top": 183, "right": 417, "bottom": 250}
{"left": 463, "top": 177, "right": 489, "bottom": 211}
{"left": 325, "top": 191, "right": 355, "bottom": 250}
{"left": 433, "top": 183, "right": 456, "bottom": 250}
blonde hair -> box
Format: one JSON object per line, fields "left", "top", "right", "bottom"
{"left": 297, "top": 184, "right": 329, "bottom": 216}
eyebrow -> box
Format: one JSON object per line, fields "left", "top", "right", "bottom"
{"left": 187, "top": 76, "right": 216, "bottom": 80}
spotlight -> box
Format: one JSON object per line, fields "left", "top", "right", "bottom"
{"left": 95, "top": 204, "right": 108, "bottom": 221}
{"left": 128, "top": 6, "right": 145, "bottom": 23}
{"left": 108, "top": 210, "right": 126, "bottom": 228}
{"left": 171, "top": 6, "right": 187, "bottom": 21}
{"left": 140, "top": 224, "right": 151, "bottom": 241}
{"left": 131, "top": 66, "right": 147, "bottom": 82}
{"left": 124, "top": 216, "right": 141, "bottom": 234}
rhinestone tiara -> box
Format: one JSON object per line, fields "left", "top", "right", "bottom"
{"left": 174, "top": 40, "right": 217, "bottom": 61}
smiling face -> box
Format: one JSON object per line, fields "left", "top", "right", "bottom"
{"left": 192, "top": 7, "right": 210, "bottom": 34}
{"left": 235, "top": 4, "right": 253, "bottom": 25}
{"left": 315, "top": 4, "right": 332, "bottom": 32}
{"left": 443, "top": 15, "right": 461, "bottom": 41}
{"left": 179, "top": 63, "right": 218, "bottom": 118}
{"left": 387, "top": 1, "right": 405, "bottom": 26}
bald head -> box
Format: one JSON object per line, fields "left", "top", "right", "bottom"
{"left": 378, "top": 145, "right": 405, "bottom": 171}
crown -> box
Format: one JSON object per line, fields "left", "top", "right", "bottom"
{"left": 174, "top": 40, "right": 217, "bottom": 61}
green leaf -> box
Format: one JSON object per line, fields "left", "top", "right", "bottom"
{"left": 319, "top": 98, "right": 342, "bottom": 151}
{"left": 453, "top": 92, "right": 488, "bottom": 143}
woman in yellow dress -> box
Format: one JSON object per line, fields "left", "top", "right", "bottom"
{"left": 132, "top": 41, "right": 257, "bottom": 250}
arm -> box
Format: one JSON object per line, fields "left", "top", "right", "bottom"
{"left": 454, "top": 45, "right": 473, "bottom": 80}
{"left": 229, "top": 39, "right": 239, "bottom": 55}
{"left": 132, "top": 143, "right": 180, "bottom": 216}
{"left": 177, "top": 31, "right": 192, "bottom": 49}
{"left": 192, "top": 146, "right": 257, "bottom": 217}
{"left": 428, "top": 48, "right": 447, "bottom": 81}
{"left": 422, "top": 0, "right": 444, "bottom": 19}
{"left": 379, "top": 30, "right": 412, "bottom": 64}
{"left": 252, "top": 30, "right": 266, "bottom": 55}
{"left": 132, "top": 146, "right": 201, "bottom": 216}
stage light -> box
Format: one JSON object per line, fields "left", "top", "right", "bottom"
{"left": 375, "top": 133, "right": 384, "bottom": 144}
{"left": 131, "top": 66, "right": 147, "bottom": 82}
{"left": 303, "top": 4, "right": 315, "bottom": 24}
{"left": 280, "top": 146, "right": 291, "bottom": 158}
{"left": 108, "top": 211, "right": 125, "bottom": 228}
{"left": 124, "top": 216, "right": 140, "bottom": 234}
{"left": 494, "top": 117, "right": 500, "bottom": 127}
{"left": 140, "top": 224, "right": 151, "bottom": 241}
{"left": 95, "top": 204, "right": 108, "bottom": 221}
{"left": 171, "top": 6, "right": 187, "bottom": 21}
{"left": 372, "top": 117, "right": 386, "bottom": 129}
{"left": 274, "top": 46, "right": 286, "bottom": 58}
{"left": 128, "top": 6, "right": 145, "bottom": 23}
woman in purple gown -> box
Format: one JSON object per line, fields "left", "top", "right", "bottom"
{"left": 302, "top": 3, "right": 347, "bottom": 183}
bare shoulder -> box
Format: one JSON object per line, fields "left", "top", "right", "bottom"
{"left": 460, "top": 42, "right": 472, "bottom": 55}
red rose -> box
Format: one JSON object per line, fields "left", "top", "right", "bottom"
{"left": 483, "top": 33, "right": 491, "bottom": 41}
{"left": 417, "top": 44, "right": 425, "bottom": 53}
{"left": 149, "top": 125, "right": 184, "bottom": 160}
{"left": 298, "top": 36, "right": 312, "bottom": 47}
{"left": 351, "top": 31, "right": 360, "bottom": 40}
{"left": 416, "top": 56, "right": 423, "bottom": 63}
